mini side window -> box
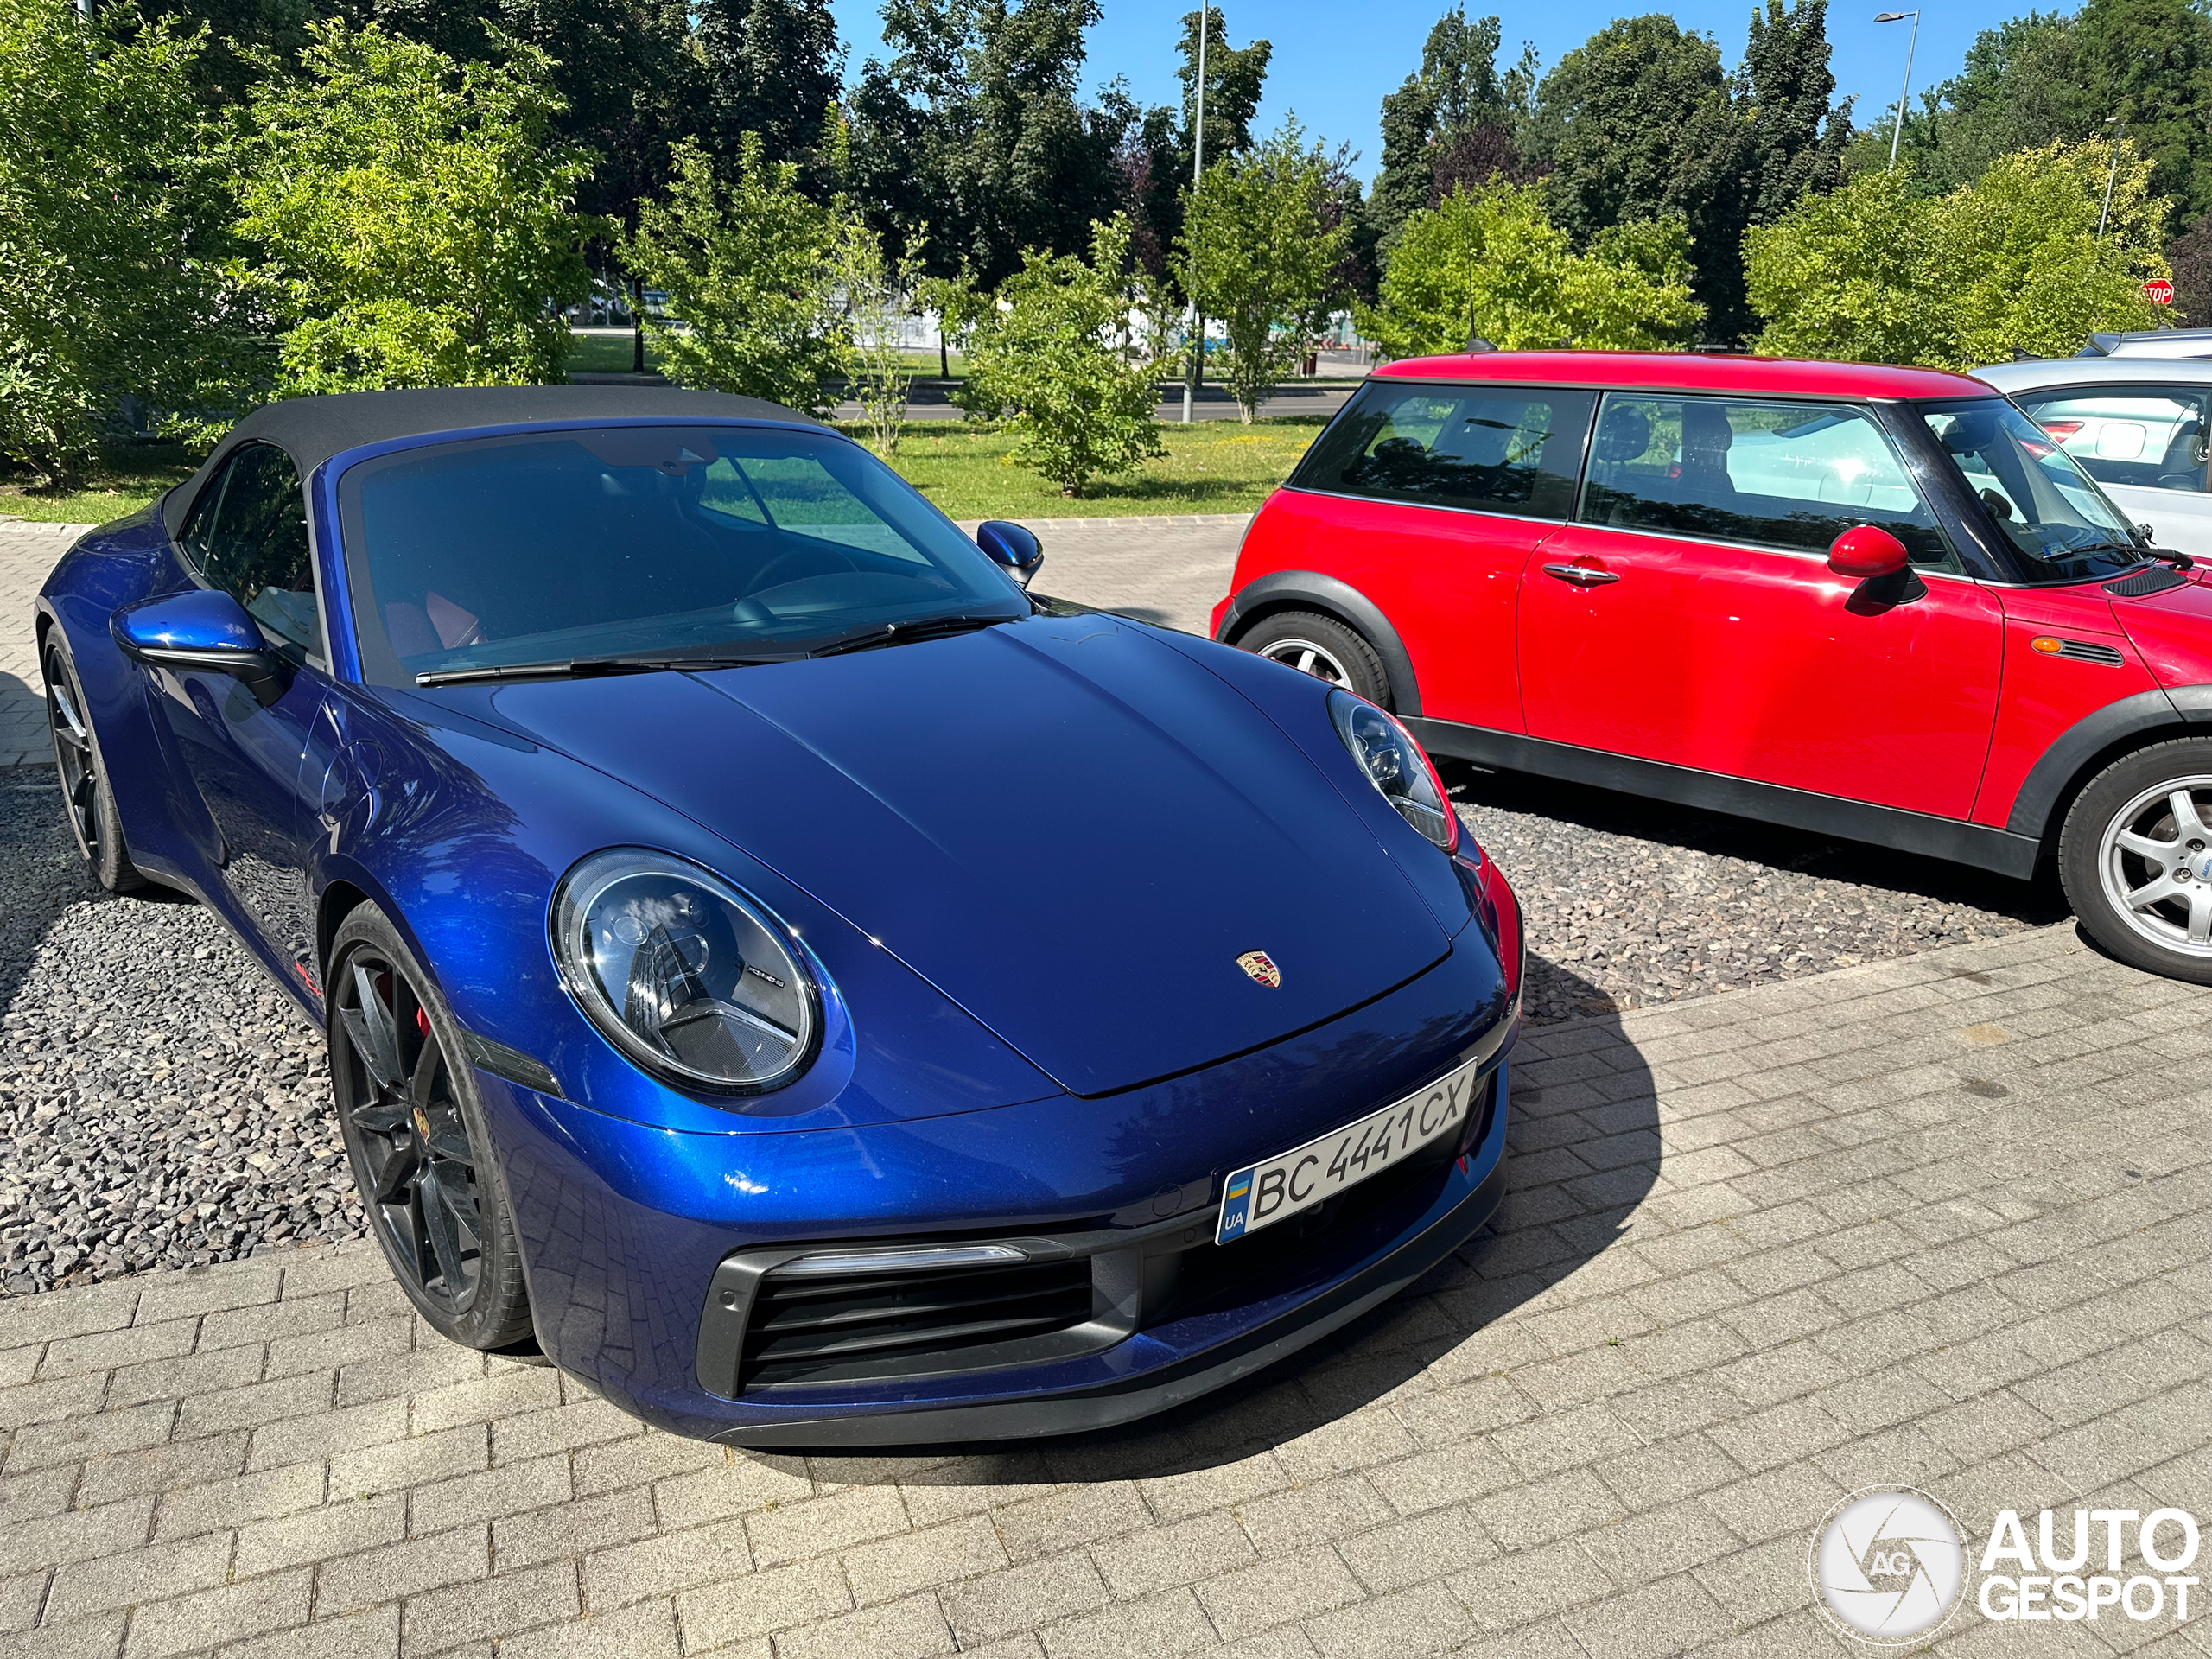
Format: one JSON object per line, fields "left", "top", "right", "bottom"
{"left": 1578, "top": 394, "right": 1957, "bottom": 569}
{"left": 193, "top": 443, "right": 323, "bottom": 660}
{"left": 1292, "top": 382, "right": 1596, "bottom": 520}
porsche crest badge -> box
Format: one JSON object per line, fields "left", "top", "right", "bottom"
{"left": 1236, "top": 950, "right": 1282, "bottom": 988}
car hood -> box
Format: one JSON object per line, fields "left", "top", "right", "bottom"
{"left": 486, "top": 615, "right": 1452, "bottom": 1096}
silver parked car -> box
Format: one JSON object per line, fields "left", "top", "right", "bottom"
{"left": 1977, "top": 354, "right": 2212, "bottom": 559}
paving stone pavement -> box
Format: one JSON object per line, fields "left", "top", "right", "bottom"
{"left": 10, "top": 920, "right": 2212, "bottom": 1657}
{"left": 0, "top": 523, "right": 86, "bottom": 767}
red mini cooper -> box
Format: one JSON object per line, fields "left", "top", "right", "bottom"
{"left": 1212, "top": 350, "right": 2212, "bottom": 985}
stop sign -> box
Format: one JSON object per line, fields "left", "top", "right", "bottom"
{"left": 2146, "top": 277, "right": 2176, "bottom": 305}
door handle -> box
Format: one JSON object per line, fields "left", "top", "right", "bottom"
{"left": 1542, "top": 563, "right": 1620, "bottom": 587}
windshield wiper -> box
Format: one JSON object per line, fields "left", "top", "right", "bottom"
{"left": 808, "top": 613, "right": 1015, "bottom": 658}
{"left": 416, "top": 653, "right": 791, "bottom": 687}
{"left": 2068, "top": 541, "right": 2196, "bottom": 572}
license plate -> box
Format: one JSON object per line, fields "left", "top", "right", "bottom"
{"left": 1216, "top": 1057, "right": 1487, "bottom": 1244}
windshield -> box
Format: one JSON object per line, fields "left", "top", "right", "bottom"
{"left": 338, "top": 424, "right": 1027, "bottom": 687}
{"left": 1910, "top": 397, "right": 2144, "bottom": 582}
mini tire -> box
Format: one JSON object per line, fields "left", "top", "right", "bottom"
{"left": 327, "top": 905, "right": 535, "bottom": 1350}
{"left": 2060, "top": 737, "right": 2212, "bottom": 985}
{"left": 1236, "top": 610, "right": 1393, "bottom": 708}
{"left": 41, "top": 631, "right": 145, "bottom": 893}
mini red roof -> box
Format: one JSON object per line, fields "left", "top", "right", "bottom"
{"left": 1370, "top": 350, "right": 1990, "bottom": 400}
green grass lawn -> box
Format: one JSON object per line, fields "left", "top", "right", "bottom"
{"left": 0, "top": 442, "right": 199, "bottom": 525}
{"left": 0, "top": 415, "right": 1319, "bottom": 527}
{"left": 849, "top": 416, "right": 1324, "bottom": 518}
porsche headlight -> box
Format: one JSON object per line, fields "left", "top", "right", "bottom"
{"left": 1329, "top": 690, "right": 1459, "bottom": 853}
{"left": 551, "top": 849, "right": 818, "bottom": 1093}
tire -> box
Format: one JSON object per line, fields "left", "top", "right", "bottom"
{"left": 41, "top": 632, "right": 146, "bottom": 893}
{"left": 2059, "top": 737, "right": 2212, "bottom": 985}
{"left": 327, "top": 905, "right": 535, "bottom": 1350}
{"left": 1236, "top": 610, "right": 1394, "bottom": 708}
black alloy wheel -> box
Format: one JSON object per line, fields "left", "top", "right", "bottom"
{"left": 41, "top": 634, "right": 144, "bottom": 893}
{"left": 328, "top": 906, "right": 533, "bottom": 1349}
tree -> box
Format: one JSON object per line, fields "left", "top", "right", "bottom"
{"left": 1180, "top": 121, "right": 1347, "bottom": 421}
{"left": 960, "top": 216, "right": 1164, "bottom": 495}
{"left": 1368, "top": 10, "right": 1534, "bottom": 254}
{"left": 1527, "top": 14, "right": 1751, "bottom": 340}
{"left": 1881, "top": 0, "right": 2212, "bottom": 221}
{"left": 838, "top": 224, "right": 924, "bottom": 454}
{"left": 1747, "top": 139, "right": 2169, "bottom": 367}
{"left": 1176, "top": 6, "right": 1271, "bottom": 163}
{"left": 696, "top": 0, "right": 842, "bottom": 185}
{"left": 232, "top": 22, "right": 595, "bottom": 397}
{"left": 1739, "top": 0, "right": 1851, "bottom": 229}
{"left": 1358, "top": 180, "right": 1700, "bottom": 357}
{"left": 620, "top": 135, "right": 848, "bottom": 413}
{"left": 0, "top": 3, "right": 243, "bottom": 486}
{"left": 2171, "top": 213, "right": 2212, "bottom": 324}
{"left": 845, "top": 0, "right": 1130, "bottom": 289}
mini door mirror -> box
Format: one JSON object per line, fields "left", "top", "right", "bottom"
{"left": 1827, "top": 524, "right": 1910, "bottom": 580}
{"left": 112, "top": 590, "right": 277, "bottom": 677}
{"left": 976, "top": 519, "right": 1044, "bottom": 588}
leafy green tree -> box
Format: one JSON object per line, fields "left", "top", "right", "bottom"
{"left": 960, "top": 216, "right": 1164, "bottom": 496}
{"left": 696, "top": 0, "right": 842, "bottom": 185}
{"left": 1740, "top": 0, "right": 1851, "bottom": 228}
{"left": 620, "top": 134, "right": 848, "bottom": 413}
{"left": 837, "top": 223, "right": 924, "bottom": 454}
{"left": 2170, "top": 212, "right": 2212, "bottom": 323}
{"left": 232, "top": 22, "right": 595, "bottom": 396}
{"left": 1180, "top": 121, "right": 1348, "bottom": 421}
{"left": 1358, "top": 180, "right": 1700, "bottom": 356}
{"left": 1369, "top": 10, "right": 1532, "bottom": 253}
{"left": 845, "top": 0, "right": 1130, "bottom": 288}
{"left": 1526, "top": 13, "right": 1751, "bottom": 340}
{"left": 1176, "top": 6, "right": 1271, "bottom": 162}
{"left": 1881, "top": 0, "right": 2212, "bottom": 220}
{"left": 155, "top": 0, "right": 316, "bottom": 106}
{"left": 1747, "top": 139, "right": 2169, "bottom": 367}
{"left": 0, "top": 2, "right": 242, "bottom": 487}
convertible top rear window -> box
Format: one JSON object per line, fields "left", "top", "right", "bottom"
{"left": 338, "top": 425, "right": 1025, "bottom": 687}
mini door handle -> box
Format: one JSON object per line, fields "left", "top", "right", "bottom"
{"left": 1542, "top": 563, "right": 1620, "bottom": 587}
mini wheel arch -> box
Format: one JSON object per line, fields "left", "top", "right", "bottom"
{"left": 1217, "top": 572, "right": 1424, "bottom": 718}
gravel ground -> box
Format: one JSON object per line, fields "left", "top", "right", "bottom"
{"left": 0, "top": 753, "right": 2071, "bottom": 1294}
{"left": 1444, "top": 760, "right": 2070, "bottom": 1022}
{"left": 0, "top": 770, "right": 362, "bottom": 1295}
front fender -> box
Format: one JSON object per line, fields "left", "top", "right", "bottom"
{"left": 1212, "top": 569, "right": 1424, "bottom": 717}
{"left": 2003, "top": 683, "right": 2212, "bottom": 842}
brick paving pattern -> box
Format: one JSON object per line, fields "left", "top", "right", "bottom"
{"left": 8, "top": 921, "right": 2212, "bottom": 1656}
{"left": 0, "top": 524, "right": 86, "bottom": 767}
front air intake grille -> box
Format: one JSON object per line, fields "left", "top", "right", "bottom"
{"left": 2107, "top": 567, "right": 2190, "bottom": 597}
{"left": 737, "top": 1257, "right": 1094, "bottom": 1389}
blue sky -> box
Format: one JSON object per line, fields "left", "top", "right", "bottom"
{"left": 824, "top": 1, "right": 2012, "bottom": 183}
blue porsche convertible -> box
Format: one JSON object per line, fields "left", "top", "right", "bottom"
{"left": 36, "top": 386, "right": 1522, "bottom": 1444}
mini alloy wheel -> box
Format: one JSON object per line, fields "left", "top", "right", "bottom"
{"left": 1236, "top": 610, "right": 1393, "bottom": 707}
{"left": 2096, "top": 774, "right": 2212, "bottom": 957}
{"left": 1259, "top": 635, "right": 1354, "bottom": 688}
{"left": 327, "top": 908, "right": 533, "bottom": 1348}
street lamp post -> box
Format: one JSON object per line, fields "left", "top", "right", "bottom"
{"left": 1875, "top": 11, "right": 1921, "bottom": 173}
{"left": 1182, "top": 9, "right": 1208, "bottom": 425}
{"left": 2100, "top": 115, "right": 2126, "bottom": 238}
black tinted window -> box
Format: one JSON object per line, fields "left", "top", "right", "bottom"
{"left": 1579, "top": 395, "right": 1954, "bottom": 568}
{"left": 196, "top": 444, "right": 321, "bottom": 657}
{"left": 339, "top": 425, "right": 1026, "bottom": 688}
{"left": 1293, "top": 383, "right": 1595, "bottom": 519}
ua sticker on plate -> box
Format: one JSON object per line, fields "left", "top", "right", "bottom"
{"left": 1217, "top": 1056, "right": 1485, "bottom": 1244}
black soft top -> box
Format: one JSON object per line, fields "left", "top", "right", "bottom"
{"left": 162, "top": 385, "right": 819, "bottom": 537}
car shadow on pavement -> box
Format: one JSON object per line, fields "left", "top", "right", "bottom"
{"left": 768, "top": 951, "right": 1658, "bottom": 1491}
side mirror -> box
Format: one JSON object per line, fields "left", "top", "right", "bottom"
{"left": 976, "top": 519, "right": 1044, "bottom": 588}
{"left": 112, "top": 590, "right": 276, "bottom": 678}
{"left": 1827, "top": 524, "right": 1910, "bottom": 580}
